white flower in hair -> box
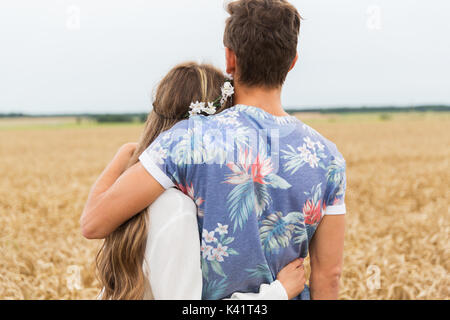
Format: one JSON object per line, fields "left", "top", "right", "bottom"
{"left": 203, "top": 102, "right": 217, "bottom": 115}
{"left": 189, "top": 101, "right": 205, "bottom": 116}
{"left": 220, "top": 81, "right": 234, "bottom": 105}
{"left": 225, "top": 73, "right": 234, "bottom": 81}
{"left": 222, "top": 82, "right": 234, "bottom": 98}
{"left": 187, "top": 80, "right": 234, "bottom": 118}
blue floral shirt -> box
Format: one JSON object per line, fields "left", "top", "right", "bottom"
{"left": 139, "top": 105, "right": 347, "bottom": 300}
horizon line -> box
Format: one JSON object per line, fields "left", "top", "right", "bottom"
{"left": 1, "top": 104, "right": 449, "bottom": 117}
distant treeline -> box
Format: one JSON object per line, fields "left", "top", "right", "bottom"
{"left": 0, "top": 112, "right": 148, "bottom": 124}
{"left": 90, "top": 114, "right": 147, "bottom": 123}
{"left": 0, "top": 113, "right": 27, "bottom": 118}
{"left": 1, "top": 105, "right": 449, "bottom": 122}
{"left": 286, "top": 105, "right": 450, "bottom": 114}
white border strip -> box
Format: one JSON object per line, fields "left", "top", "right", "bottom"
{"left": 324, "top": 204, "right": 347, "bottom": 216}
{"left": 139, "top": 152, "right": 175, "bottom": 190}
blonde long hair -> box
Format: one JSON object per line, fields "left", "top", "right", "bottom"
{"left": 96, "top": 62, "right": 232, "bottom": 300}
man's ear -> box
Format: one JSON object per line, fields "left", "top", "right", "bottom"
{"left": 225, "top": 47, "right": 237, "bottom": 75}
{"left": 289, "top": 53, "right": 299, "bottom": 72}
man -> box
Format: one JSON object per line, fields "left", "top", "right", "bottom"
{"left": 81, "top": 0, "right": 346, "bottom": 300}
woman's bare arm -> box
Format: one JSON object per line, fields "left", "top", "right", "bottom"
{"left": 80, "top": 143, "right": 165, "bottom": 239}
{"left": 309, "top": 215, "right": 345, "bottom": 300}
{"left": 227, "top": 258, "right": 305, "bottom": 300}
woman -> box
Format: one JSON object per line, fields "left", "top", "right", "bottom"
{"left": 93, "top": 62, "right": 306, "bottom": 300}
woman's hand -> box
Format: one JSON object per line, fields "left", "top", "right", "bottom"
{"left": 119, "top": 142, "right": 138, "bottom": 155}
{"left": 81, "top": 141, "right": 161, "bottom": 240}
{"left": 115, "top": 143, "right": 138, "bottom": 173}
{"left": 276, "top": 258, "right": 306, "bottom": 299}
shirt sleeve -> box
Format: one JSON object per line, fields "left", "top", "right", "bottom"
{"left": 225, "top": 280, "right": 289, "bottom": 300}
{"left": 323, "top": 155, "right": 347, "bottom": 216}
{"left": 138, "top": 120, "right": 191, "bottom": 190}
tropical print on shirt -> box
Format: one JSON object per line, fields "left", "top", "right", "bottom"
{"left": 139, "top": 105, "right": 347, "bottom": 300}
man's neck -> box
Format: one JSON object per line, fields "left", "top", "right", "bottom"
{"left": 233, "top": 83, "right": 289, "bottom": 117}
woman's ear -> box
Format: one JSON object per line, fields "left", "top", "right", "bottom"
{"left": 225, "top": 47, "right": 237, "bottom": 75}
{"left": 289, "top": 53, "right": 299, "bottom": 72}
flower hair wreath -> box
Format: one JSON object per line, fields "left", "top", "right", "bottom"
{"left": 187, "top": 78, "right": 234, "bottom": 118}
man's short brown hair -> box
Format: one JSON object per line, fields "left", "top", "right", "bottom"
{"left": 224, "top": 0, "right": 301, "bottom": 88}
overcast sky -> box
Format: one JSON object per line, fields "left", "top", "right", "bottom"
{"left": 0, "top": 0, "right": 449, "bottom": 114}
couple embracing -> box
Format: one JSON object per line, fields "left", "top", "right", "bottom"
{"left": 81, "top": 0, "right": 347, "bottom": 300}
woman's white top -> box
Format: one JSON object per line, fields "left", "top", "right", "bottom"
{"left": 143, "top": 188, "right": 288, "bottom": 300}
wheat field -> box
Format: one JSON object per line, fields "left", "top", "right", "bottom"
{"left": 0, "top": 112, "right": 448, "bottom": 300}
